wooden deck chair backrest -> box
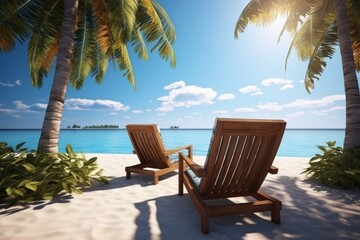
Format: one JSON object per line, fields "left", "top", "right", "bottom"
{"left": 126, "top": 124, "right": 171, "bottom": 169}
{"left": 200, "top": 118, "right": 286, "bottom": 198}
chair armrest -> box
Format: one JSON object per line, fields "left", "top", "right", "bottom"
{"left": 179, "top": 152, "right": 206, "bottom": 177}
{"left": 269, "top": 165, "right": 278, "bottom": 174}
{"left": 165, "top": 145, "right": 193, "bottom": 158}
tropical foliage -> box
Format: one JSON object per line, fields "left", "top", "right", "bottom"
{"left": 1, "top": 0, "right": 176, "bottom": 88}
{"left": 302, "top": 141, "right": 360, "bottom": 189}
{"left": 0, "top": 0, "right": 176, "bottom": 152}
{"left": 234, "top": 0, "right": 360, "bottom": 92}
{"left": 0, "top": 142, "right": 108, "bottom": 205}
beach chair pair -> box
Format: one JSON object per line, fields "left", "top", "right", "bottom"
{"left": 125, "top": 118, "right": 286, "bottom": 233}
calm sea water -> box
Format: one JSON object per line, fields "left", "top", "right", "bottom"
{"left": 0, "top": 129, "right": 345, "bottom": 157}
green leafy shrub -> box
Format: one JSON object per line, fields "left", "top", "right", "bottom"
{"left": 0, "top": 142, "right": 108, "bottom": 204}
{"left": 302, "top": 141, "right": 360, "bottom": 189}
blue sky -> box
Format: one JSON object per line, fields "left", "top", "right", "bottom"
{"left": 0, "top": 0, "right": 355, "bottom": 129}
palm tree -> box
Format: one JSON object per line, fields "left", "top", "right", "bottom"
{"left": 333, "top": 0, "right": 360, "bottom": 151}
{"left": 0, "top": 0, "right": 176, "bottom": 153}
{"left": 234, "top": 0, "right": 360, "bottom": 151}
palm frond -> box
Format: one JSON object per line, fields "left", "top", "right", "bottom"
{"left": 71, "top": 3, "right": 98, "bottom": 89}
{"left": 28, "top": 0, "right": 62, "bottom": 87}
{"left": 115, "top": 44, "right": 135, "bottom": 88}
{"left": 347, "top": 0, "right": 360, "bottom": 71}
{"left": 131, "top": 28, "right": 148, "bottom": 60}
{"left": 277, "top": 1, "right": 314, "bottom": 42}
{"left": 304, "top": 23, "right": 338, "bottom": 93}
{"left": 109, "top": 0, "right": 138, "bottom": 43}
{"left": 234, "top": 0, "right": 264, "bottom": 39}
{"left": 284, "top": 19, "right": 317, "bottom": 71}
{"left": 137, "top": 0, "right": 163, "bottom": 42}
{"left": 151, "top": 0, "right": 176, "bottom": 43}
{"left": 285, "top": 2, "right": 335, "bottom": 70}
{"left": 0, "top": 0, "right": 41, "bottom": 52}
{"left": 91, "top": 0, "right": 113, "bottom": 55}
{"left": 151, "top": 35, "right": 176, "bottom": 67}
{"left": 28, "top": 36, "right": 59, "bottom": 88}
{"left": 90, "top": 46, "right": 108, "bottom": 84}
{"left": 120, "top": 0, "right": 138, "bottom": 42}
{"left": 137, "top": 0, "right": 176, "bottom": 67}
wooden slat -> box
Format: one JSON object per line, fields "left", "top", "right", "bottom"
{"left": 226, "top": 136, "right": 246, "bottom": 193}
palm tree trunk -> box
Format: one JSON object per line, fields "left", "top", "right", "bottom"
{"left": 37, "top": 0, "right": 79, "bottom": 153}
{"left": 333, "top": 0, "right": 360, "bottom": 151}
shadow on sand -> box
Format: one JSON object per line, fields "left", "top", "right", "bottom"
{"left": 132, "top": 175, "right": 360, "bottom": 239}
{"left": 0, "top": 171, "right": 177, "bottom": 215}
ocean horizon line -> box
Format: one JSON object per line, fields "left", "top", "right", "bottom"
{"left": 0, "top": 128, "right": 346, "bottom": 130}
{"left": 1, "top": 128, "right": 345, "bottom": 157}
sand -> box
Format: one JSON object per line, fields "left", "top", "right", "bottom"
{"left": 1, "top": 154, "right": 360, "bottom": 240}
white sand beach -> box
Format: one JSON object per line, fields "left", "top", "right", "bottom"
{"left": 1, "top": 154, "right": 360, "bottom": 240}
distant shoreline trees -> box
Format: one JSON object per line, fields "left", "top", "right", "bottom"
{"left": 67, "top": 124, "right": 119, "bottom": 129}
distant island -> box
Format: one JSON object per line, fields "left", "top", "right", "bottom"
{"left": 67, "top": 124, "right": 119, "bottom": 129}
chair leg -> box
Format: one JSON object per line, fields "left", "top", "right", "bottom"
{"left": 201, "top": 215, "right": 209, "bottom": 234}
{"left": 126, "top": 171, "right": 131, "bottom": 179}
{"left": 179, "top": 155, "right": 184, "bottom": 196}
{"left": 153, "top": 176, "right": 159, "bottom": 185}
{"left": 271, "top": 203, "right": 281, "bottom": 224}
{"left": 179, "top": 180, "right": 184, "bottom": 196}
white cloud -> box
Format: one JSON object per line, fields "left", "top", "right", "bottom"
{"left": 14, "top": 100, "right": 30, "bottom": 110}
{"left": 280, "top": 84, "right": 294, "bottom": 91}
{"left": 65, "top": 98, "right": 130, "bottom": 111}
{"left": 235, "top": 107, "right": 258, "bottom": 112}
{"left": 217, "top": 93, "right": 235, "bottom": 100}
{"left": 213, "top": 110, "right": 228, "bottom": 114}
{"left": 0, "top": 108, "right": 18, "bottom": 114}
{"left": 258, "top": 95, "right": 345, "bottom": 111}
{"left": 285, "top": 95, "right": 345, "bottom": 109}
{"left": 13, "top": 100, "right": 46, "bottom": 111}
{"left": 157, "top": 81, "right": 217, "bottom": 112}
{"left": 261, "top": 78, "right": 294, "bottom": 91}
{"left": 257, "top": 102, "right": 283, "bottom": 111}
{"left": 0, "top": 79, "right": 21, "bottom": 87}
{"left": 310, "top": 106, "right": 345, "bottom": 116}
{"left": 238, "top": 85, "right": 263, "bottom": 96}
{"left": 164, "top": 80, "right": 186, "bottom": 90}
{"left": 0, "top": 101, "right": 43, "bottom": 115}
{"left": 33, "top": 103, "right": 47, "bottom": 109}
{"left": 262, "top": 78, "right": 291, "bottom": 86}
{"left": 286, "top": 111, "right": 305, "bottom": 119}
{"left": 132, "top": 110, "right": 143, "bottom": 114}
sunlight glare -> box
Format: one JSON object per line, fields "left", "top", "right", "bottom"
{"left": 244, "top": 16, "right": 291, "bottom": 51}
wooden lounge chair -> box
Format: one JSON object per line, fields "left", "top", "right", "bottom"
{"left": 126, "top": 124, "right": 192, "bottom": 185}
{"left": 178, "top": 118, "right": 286, "bottom": 234}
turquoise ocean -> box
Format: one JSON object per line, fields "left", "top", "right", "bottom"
{"left": 0, "top": 129, "right": 344, "bottom": 157}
